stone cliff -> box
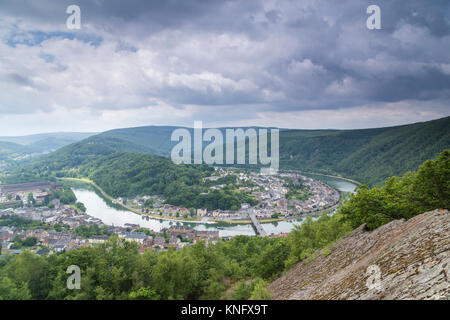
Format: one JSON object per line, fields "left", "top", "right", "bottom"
{"left": 268, "top": 209, "right": 449, "bottom": 300}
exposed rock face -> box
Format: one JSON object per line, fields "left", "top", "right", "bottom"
{"left": 268, "top": 209, "right": 450, "bottom": 300}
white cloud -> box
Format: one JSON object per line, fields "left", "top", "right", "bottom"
{"left": 0, "top": 0, "right": 449, "bottom": 135}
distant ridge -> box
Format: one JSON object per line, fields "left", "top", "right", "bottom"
{"left": 0, "top": 132, "right": 96, "bottom": 145}
{"left": 8, "top": 116, "right": 450, "bottom": 185}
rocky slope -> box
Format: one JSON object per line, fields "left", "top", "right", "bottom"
{"left": 268, "top": 209, "right": 450, "bottom": 300}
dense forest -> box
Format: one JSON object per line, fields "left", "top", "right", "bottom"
{"left": 0, "top": 133, "right": 94, "bottom": 163}
{"left": 0, "top": 150, "right": 447, "bottom": 300}
{"left": 0, "top": 215, "right": 351, "bottom": 300}
{"left": 3, "top": 150, "right": 256, "bottom": 211}
{"left": 339, "top": 150, "right": 449, "bottom": 230}
{"left": 279, "top": 116, "right": 450, "bottom": 185}
{"left": 4, "top": 117, "right": 449, "bottom": 186}
{"left": 80, "top": 152, "right": 257, "bottom": 210}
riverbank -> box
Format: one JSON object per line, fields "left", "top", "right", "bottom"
{"left": 280, "top": 169, "right": 362, "bottom": 186}
{"left": 60, "top": 175, "right": 348, "bottom": 226}
{"left": 61, "top": 177, "right": 281, "bottom": 225}
{"left": 60, "top": 177, "right": 214, "bottom": 224}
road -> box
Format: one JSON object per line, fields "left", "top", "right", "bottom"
{"left": 248, "top": 208, "right": 267, "bottom": 236}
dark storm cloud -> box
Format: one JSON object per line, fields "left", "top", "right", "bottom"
{"left": 0, "top": 0, "right": 449, "bottom": 122}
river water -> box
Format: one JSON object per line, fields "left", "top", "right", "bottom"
{"left": 72, "top": 176, "right": 357, "bottom": 237}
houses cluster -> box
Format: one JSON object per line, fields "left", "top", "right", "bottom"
{"left": 0, "top": 181, "right": 62, "bottom": 205}
{"left": 0, "top": 202, "right": 223, "bottom": 258}
{"left": 197, "top": 171, "right": 340, "bottom": 220}
{"left": 0, "top": 205, "right": 103, "bottom": 229}
{"left": 249, "top": 173, "right": 340, "bottom": 218}
{"left": 118, "top": 169, "right": 341, "bottom": 223}
{"left": 163, "top": 225, "right": 220, "bottom": 243}
{"left": 0, "top": 170, "right": 342, "bottom": 259}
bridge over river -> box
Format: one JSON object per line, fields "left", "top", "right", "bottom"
{"left": 248, "top": 209, "right": 267, "bottom": 236}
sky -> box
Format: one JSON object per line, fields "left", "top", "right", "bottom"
{"left": 0, "top": 0, "right": 450, "bottom": 135}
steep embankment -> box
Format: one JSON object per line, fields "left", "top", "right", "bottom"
{"left": 268, "top": 209, "right": 450, "bottom": 300}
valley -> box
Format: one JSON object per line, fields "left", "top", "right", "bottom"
{"left": 0, "top": 119, "right": 448, "bottom": 301}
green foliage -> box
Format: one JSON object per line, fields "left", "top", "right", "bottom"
{"left": 27, "top": 193, "right": 35, "bottom": 206}
{"left": 10, "top": 236, "right": 38, "bottom": 249}
{"left": 285, "top": 213, "right": 352, "bottom": 268}
{"left": 280, "top": 117, "right": 450, "bottom": 186}
{"left": 1, "top": 251, "right": 51, "bottom": 299}
{"left": 0, "top": 235, "right": 287, "bottom": 300}
{"left": 0, "top": 151, "right": 447, "bottom": 300}
{"left": 283, "top": 177, "right": 311, "bottom": 201}
{"left": 255, "top": 239, "right": 290, "bottom": 279}
{"left": 10, "top": 149, "right": 255, "bottom": 210}
{"left": 0, "top": 276, "right": 32, "bottom": 300}
{"left": 74, "top": 202, "right": 86, "bottom": 213}
{"left": 250, "top": 279, "right": 272, "bottom": 300}
{"left": 6, "top": 117, "right": 448, "bottom": 190}
{"left": 339, "top": 150, "right": 449, "bottom": 230}
{"left": 128, "top": 287, "right": 159, "bottom": 300}
{"left": 143, "top": 198, "right": 154, "bottom": 207}
{"left": 51, "top": 187, "right": 76, "bottom": 204}
{"left": 21, "top": 237, "right": 38, "bottom": 247}
{"left": 0, "top": 215, "right": 52, "bottom": 230}
{"left": 230, "top": 280, "right": 256, "bottom": 300}
{"left": 73, "top": 225, "right": 111, "bottom": 238}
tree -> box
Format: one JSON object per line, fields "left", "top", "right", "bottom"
{"left": 256, "top": 239, "right": 290, "bottom": 279}
{"left": 285, "top": 214, "right": 351, "bottom": 268}
{"left": 43, "top": 195, "right": 50, "bottom": 206}
{"left": 22, "top": 237, "right": 37, "bottom": 247}
{"left": 27, "top": 193, "right": 35, "bottom": 206}
{"left": 231, "top": 280, "right": 254, "bottom": 300}
{"left": 0, "top": 277, "right": 32, "bottom": 300}
{"left": 129, "top": 287, "right": 159, "bottom": 300}
{"left": 144, "top": 199, "right": 154, "bottom": 208}
{"left": 413, "top": 150, "right": 450, "bottom": 211}
{"left": 339, "top": 150, "right": 449, "bottom": 230}
{"left": 3, "top": 251, "right": 51, "bottom": 299}
{"left": 250, "top": 279, "right": 271, "bottom": 300}
{"left": 75, "top": 202, "right": 87, "bottom": 213}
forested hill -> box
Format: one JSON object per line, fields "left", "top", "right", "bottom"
{"left": 6, "top": 116, "right": 450, "bottom": 185}
{"left": 0, "top": 132, "right": 95, "bottom": 164}
{"left": 280, "top": 116, "right": 450, "bottom": 184}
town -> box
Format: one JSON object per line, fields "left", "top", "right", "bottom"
{"left": 0, "top": 170, "right": 340, "bottom": 258}
{"left": 123, "top": 168, "right": 340, "bottom": 222}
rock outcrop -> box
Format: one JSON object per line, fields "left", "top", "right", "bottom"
{"left": 268, "top": 209, "right": 450, "bottom": 300}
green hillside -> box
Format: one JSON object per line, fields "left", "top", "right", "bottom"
{"left": 280, "top": 116, "right": 450, "bottom": 184}
{"left": 1, "top": 151, "right": 448, "bottom": 300}
{"left": 0, "top": 141, "right": 39, "bottom": 161}
{"left": 77, "top": 117, "right": 450, "bottom": 185}
{"left": 0, "top": 132, "right": 96, "bottom": 164}
{"left": 0, "top": 132, "right": 95, "bottom": 147}
{"left": 4, "top": 117, "right": 450, "bottom": 185}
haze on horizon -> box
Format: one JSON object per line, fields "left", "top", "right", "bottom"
{"left": 1, "top": 0, "right": 450, "bottom": 136}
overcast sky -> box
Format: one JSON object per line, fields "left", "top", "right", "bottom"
{"left": 0, "top": 0, "right": 449, "bottom": 135}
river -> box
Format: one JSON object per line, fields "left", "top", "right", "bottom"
{"left": 71, "top": 176, "right": 357, "bottom": 237}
